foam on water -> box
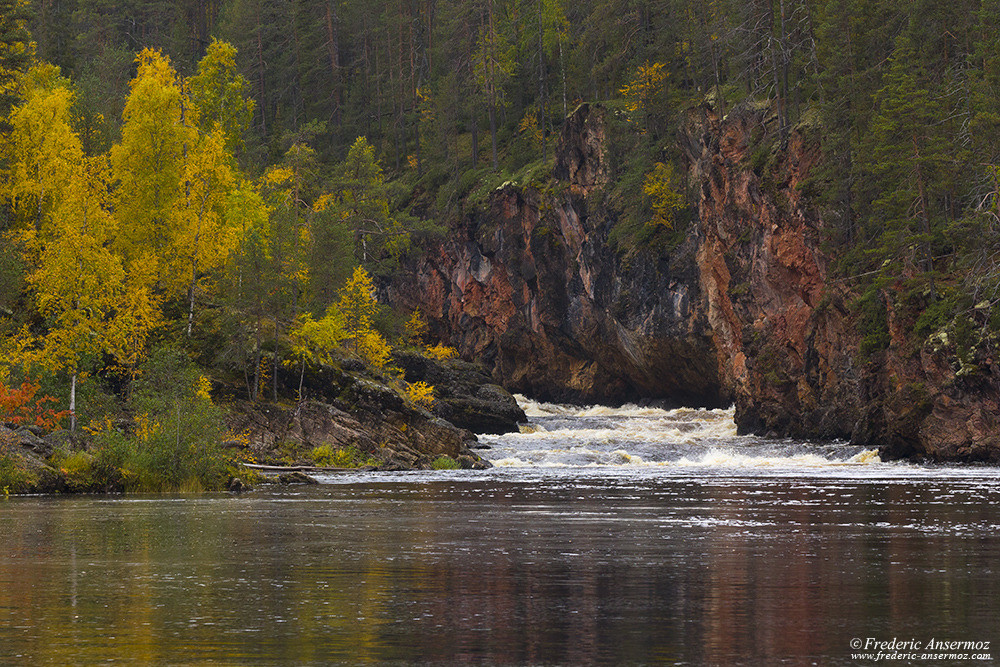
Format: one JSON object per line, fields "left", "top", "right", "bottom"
{"left": 484, "top": 396, "right": 884, "bottom": 471}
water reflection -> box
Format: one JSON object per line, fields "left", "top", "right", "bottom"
{"left": 2, "top": 477, "right": 999, "bottom": 665}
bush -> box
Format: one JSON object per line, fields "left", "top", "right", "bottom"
{"left": 0, "top": 379, "right": 69, "bottom": 431}
{"left": 80, "top": 348, "right": 234, "bottom": 492}
{"left": 425, "top": 343, "right": 458, "bottom": 361}
{"left": 309, "top": 444, "right": 376, "bottom": 468}
{"left": 405, "top": 381, "right": 435, "bottom": 408}
{"left": 0, "top": 441, "right": 36, "bottom": 495}
{"left": 431, "top": 455, "right": 460, "bottom": 470}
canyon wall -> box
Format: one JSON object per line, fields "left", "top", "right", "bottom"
{"left": 389, "top": 103, "right": 1000, "bottom": 462}
{"left": 389, "top": 104, "right": 726, "bottom": 406}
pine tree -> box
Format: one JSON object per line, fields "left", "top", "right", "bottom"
{"left": 0, "top": 0, "right": 33, "bottom": 128}
{"left": 865, "top": 31, "right": 950, "bottom": 289}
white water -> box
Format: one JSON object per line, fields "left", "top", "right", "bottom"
{"left": 473, "top": 395, "right": 999, "bottom": 482}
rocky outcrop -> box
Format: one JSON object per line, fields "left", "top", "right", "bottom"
{"left": 225, "top": 366, "right": 492, "bottom": 470}
{"left": 388, "top": 104, "right": 727, "bottom": 406}
{"left": 680, "top": 104, "right": 859, "bottom": 438}
{"left": 392, "top": 351, "right": 526, "bottom": 434}
{"left": 390, "top": 101, "right": 1000, "bottom": 462}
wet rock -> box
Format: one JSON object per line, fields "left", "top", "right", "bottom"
{"left": 15, "top": 427, "right": 53, "bottom": 458}
{"left": 226, "top": 360, "right": 488, "bottom": 470}
{"left": 46, "top": 429, "right": 76, "bottom": 451}
{"left": 456, "top": 454, "right": 492, "bottom": 470}
{"left": 277, "top": 471, "right": 318, "bottom": 485}
{"left": 227, "top": 477, "right": 249, "bottom": 493}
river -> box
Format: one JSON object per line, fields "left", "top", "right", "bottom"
{"left": 2, "top": 397, "right": 999, "bottom": 665}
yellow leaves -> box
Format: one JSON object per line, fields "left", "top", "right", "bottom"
{"left": 188, "top": 39, "right": 254, "bottom": 152}
{"left": 338, "top": 265, "right": 379, "bottom": 333}
{"left": 111, "top": 48, "right": 189, "bottom": 265}
{"left": 619, "top": 61, "right": 667, "bottom": 118}
{"left": 106, "top": 255, "right": 161, "bottom": 376}
{"left": 6, "top": 65, "right": 83, "bottom": 238}
{"left": 0, "top": 325, "right": 35, "bottom": 382}
{"left": 643, "top": 162, "right": 685, "bottom": 230}
{"left": 264, "top": 166, "right": 295, "bottom": 188}
{"left": 289, "top": 309, "right": 347, "bottom": 369}
{"left": 403, "top": 309, "right": 428, "bottom": 346}
{"left": 166, "top": 127, "right": 238, "bottom": 299}
{"left": 313, "top": 193, "right": 334, "bottom": 212}
{"left": 134, "top": 413, "right": 157, "bottom": 443}
{"left": 518, "top": 110, "right": 544, "bottom": 150}
{"left": 357, "top": 330, "right": 391, "bottom": 369}
{"left": 336, "top": 266, "right": 393, "bottom": 369}
{"left": 405, "top": 381, "right": 435, "bottom": 408}
{"left": 416, "top": 86, "right": 434, "bottom": 124}
{"left": 425, "top": 343, "right": 458, "bottom": 361}
{"left": 195, "top": 376, "right": 212, "bottom": 401}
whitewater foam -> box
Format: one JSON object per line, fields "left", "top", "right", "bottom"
{"left": 488, "top": 396, "right": 884, "bottom": 471}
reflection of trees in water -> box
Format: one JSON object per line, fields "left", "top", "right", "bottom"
{"left": 2, "top": 481, "right": 1000, "bottom": 663}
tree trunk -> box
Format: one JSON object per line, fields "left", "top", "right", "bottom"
{"left": 538, "top": 0, "right": 546, "bottom": 161}
{"left": 69, "top": 372, "right": 77, "bottom": 432}
{"left": 912, "top": 134, "right": 936, "bottom": 299}
{"left": 471, "top": 110, "right": 478, "bottom": 166}
{"left": 324, "top": 0, "right": 342, "bottom": 127}
{"left": 298, "top": 357, "right": 306, "bottom": 402}
{"left": 489, "top": 101, "right": 498, "bottom": 170}
{"left": 272, "top": 318, "right": 279, "bottom": 402}
{"left": 252, "top": 314, "right": 261, "bottom": 401}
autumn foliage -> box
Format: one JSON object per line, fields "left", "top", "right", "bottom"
{"left": 0, "top": 379, "right": 69, "bottom": 431}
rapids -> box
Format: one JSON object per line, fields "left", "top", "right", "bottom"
{"left": 479, "top": 395, "right": 883, "bottom": 474}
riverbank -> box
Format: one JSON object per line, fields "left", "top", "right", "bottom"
{"left": 0, "top": 353, "right": 524, "bottom": 495}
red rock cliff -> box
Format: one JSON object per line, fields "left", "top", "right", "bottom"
{"left": 388, "top": 104, "right": 726, "bottom": 405}
{"left": 683, "top": 104, "right": 1000, "bottom": 462}
{"left": 390, "top": 103, "right": 1000, "bottom": 461}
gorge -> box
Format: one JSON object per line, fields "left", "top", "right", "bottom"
{"left": 389, "top": 102, "right": 1000, "bottom": 463}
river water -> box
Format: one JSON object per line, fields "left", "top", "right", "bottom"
{"left": 2, "top": 398, "right": 1000, "bottom": 665}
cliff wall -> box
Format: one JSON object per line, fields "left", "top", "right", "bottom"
{"left": 390, "top": 103, "right": 1000, "bottom": 462}
{"left": 389, "top": 104, "right": 726, "bottom": 406}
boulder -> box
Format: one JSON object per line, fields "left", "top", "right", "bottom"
{"left": 393, "top": 351, "right": 525, "bottom": 434}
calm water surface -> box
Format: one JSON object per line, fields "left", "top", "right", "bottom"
{"left": 2, "top": 399, "right": 1000, "bottom": 665}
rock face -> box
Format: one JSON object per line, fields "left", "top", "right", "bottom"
{"left": 682, "top": 104, "right": 1000, "bottom": 462}
{"left": 388, "top": 104, "right": 727, "bottom": 406}
{"left": 390, "top": 102, "right": 1000, "bottom": 462}
{"left": 226, "top": 366, "right": 492, "bottom": 470}
{"left": 393, "top": 351, "right": 526, "bottom": 434}
{"left": 680, "top": 104, "right": 860, "bottom": 439}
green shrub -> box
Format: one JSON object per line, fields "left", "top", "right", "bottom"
{"left": 0, "top": 450, "right": 36, "bottom": 495}
{"left": 76, "top": 348, "right": 235, "bottom": 493}
{"left": 431, "top": 455, "right": 460, "bottom": 470}
{"left": 60, "top": 450, "right": 98, "bottom": 492}
{"left": 853, "top": 289, "right": 891, "bottom": 359}
{"left": 309, "top": 444, "right": 376, "bottom": 468}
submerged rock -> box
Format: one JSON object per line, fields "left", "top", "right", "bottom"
{"left": 277, "top": 471, "right": 318, "bottom": 485}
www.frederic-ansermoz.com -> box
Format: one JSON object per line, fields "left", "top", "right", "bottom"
{"left": 849, "top": 637, "right": 992, "bottom": 662}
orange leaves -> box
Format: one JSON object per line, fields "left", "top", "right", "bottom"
{"left": 0, "top": 379, "right": 68, "bottom": 432}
